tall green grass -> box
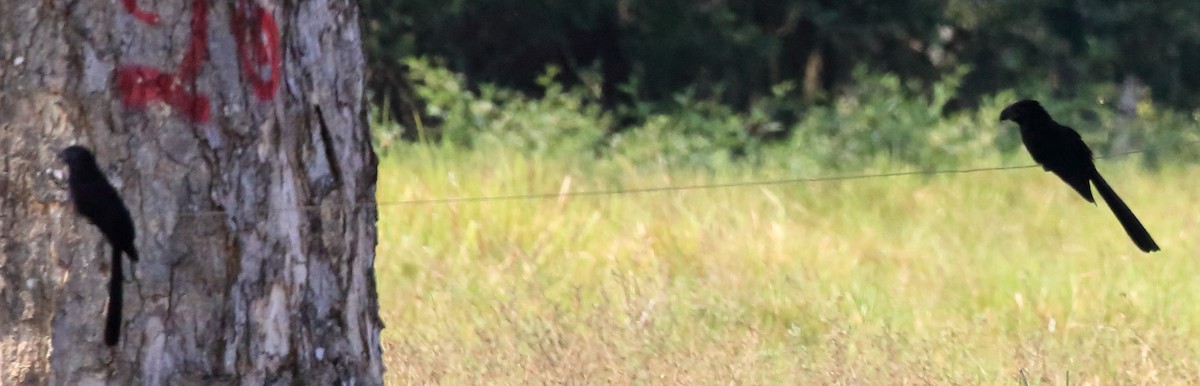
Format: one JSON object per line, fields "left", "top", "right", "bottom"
{"left": 376, "top": 144, "right": 1200, "bottom": 384}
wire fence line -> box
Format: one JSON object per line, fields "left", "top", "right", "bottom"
{"left": 365, "top": 138, "right": 1199, "bottom": 207}
{"left": 18, "top": 138, "right": 1200, "bottom": 219}
{"left": 373, "top": 164, "right": 1042, "bottom": 207}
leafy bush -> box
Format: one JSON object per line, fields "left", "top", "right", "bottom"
{"left": 379, "top": 57, "right": 608, "bottom": 157}
{"left": 784, "top": 67, "right": 988, "bottom": 171}
{"left": 376, "top": 58, "right": 1200, "bottom": 172}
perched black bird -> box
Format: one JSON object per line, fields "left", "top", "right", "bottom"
{"left": 1000, "top": 100, "right": 1159, "bottom": 253}
{"left": 58, "top": 145, "right": 138, "bottom": 346}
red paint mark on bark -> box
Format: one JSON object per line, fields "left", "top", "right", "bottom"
{"left": 115, "top": 66, "right": 212, "bottom": 123}
{"left": 177, "top": 0, "right": 210, "bottom": 83}
{"left": 122, "top": 0, "right": 160, "bottom": 25}
{"left": 115, "top": 0, "right": 210, "bottom": 123}
{"left": 115, "top": 0, "right": 281, "bottom": 123}
{"left": 232, "top": 1, "right": 282, "bottom": 100}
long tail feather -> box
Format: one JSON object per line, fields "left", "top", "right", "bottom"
{"left": 105, "top": 247, "right": 123, "bottom": 346}
{"left": 1092, "top": 171, "right": 1160, "bottom": 252}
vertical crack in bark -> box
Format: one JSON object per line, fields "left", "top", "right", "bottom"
{"left": 314, "top": 105, "right": 343, "bottom": 198}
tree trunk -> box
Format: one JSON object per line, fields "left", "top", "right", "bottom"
{"left": 1112, "top": 74, "right": 1145, "bottom": 155}
{"left": 0, "top": 1, "right": 383, "bottom": 384}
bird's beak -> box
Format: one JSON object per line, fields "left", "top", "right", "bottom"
{"left": 998, "top": 107, "right": 1012, "bottom": 122}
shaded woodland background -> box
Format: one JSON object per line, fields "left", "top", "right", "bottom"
{"left": 360, "top": 0, "right": 1200, "bottom": 168}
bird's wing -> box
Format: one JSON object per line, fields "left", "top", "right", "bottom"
{"left": 1050, "top": 167, "right": 1095, "bottom": 203}
{"left": 1050, "top": 124, "right": 1097, "bottom": 203}
{"left": 70, "top": 180, "right": 110, "bottom": 223}
{"left": 71, "top": 180, "right": 135, "bottom": 237}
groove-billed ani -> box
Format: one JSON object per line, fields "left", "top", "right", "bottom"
{"left": 1000, "top": 100, "right": 1159, "bottom": 253}
{"left": 58, "top": 145, "right": 138, "bottom": 346}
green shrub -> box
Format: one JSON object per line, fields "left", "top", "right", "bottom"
{"left": 382, "top": 57, "right": 608, "bottom": 157}
{"left": 376, "top": 58, "right": 1199, "bottom": 172}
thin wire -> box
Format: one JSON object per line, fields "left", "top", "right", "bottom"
{"left": 373, "top": 164, "right": 1038, "bottom": 207}
{"left": 165, "top": 164, "right": 1033, "bottom": 217}
{"left": 17, "top": 139, "right": 1193, "bottom": 219}
{"left": 365, "top": 138, "right": 1200, "bottom": 207}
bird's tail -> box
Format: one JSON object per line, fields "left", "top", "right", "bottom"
{"left": 1091, "top": 170, "right": 1160, "bottom": 252}
{"left": 106, "top": 247, "right": 123, "bottom": 346}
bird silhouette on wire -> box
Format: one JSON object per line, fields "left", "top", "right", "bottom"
{"left": 1000, "top": 100, "right": 1159, "bottom": 253}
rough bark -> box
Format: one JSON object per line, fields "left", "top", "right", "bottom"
{"left": 0, "top": 1, "right": 382, "bottom": 384}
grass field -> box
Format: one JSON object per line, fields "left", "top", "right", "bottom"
{"left": 375, "top": 145, "right": 1200, "bottom": 384}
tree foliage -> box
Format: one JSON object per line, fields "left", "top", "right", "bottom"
{"left": 361, "top": 0, "right": 1200, "bottom": 135}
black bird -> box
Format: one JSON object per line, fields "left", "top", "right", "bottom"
{"left": 58, "top": 145, "right": 138, "bottom": 346}
{"left": 999, "top": 100, "right": 1159, "bottom": 253}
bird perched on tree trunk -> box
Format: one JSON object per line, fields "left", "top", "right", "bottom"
{"left": 999, "top": 100, "right": 1159, "bottom": 253}
{"left": 58, "top": 145, "right": 138, "bottom": 346}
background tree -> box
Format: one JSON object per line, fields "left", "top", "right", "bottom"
{"left": 0, "top": 1, "right": 383, "bottom": 384}
{"left": 362, "top": 0, "right": 1200, "bottom": 137}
